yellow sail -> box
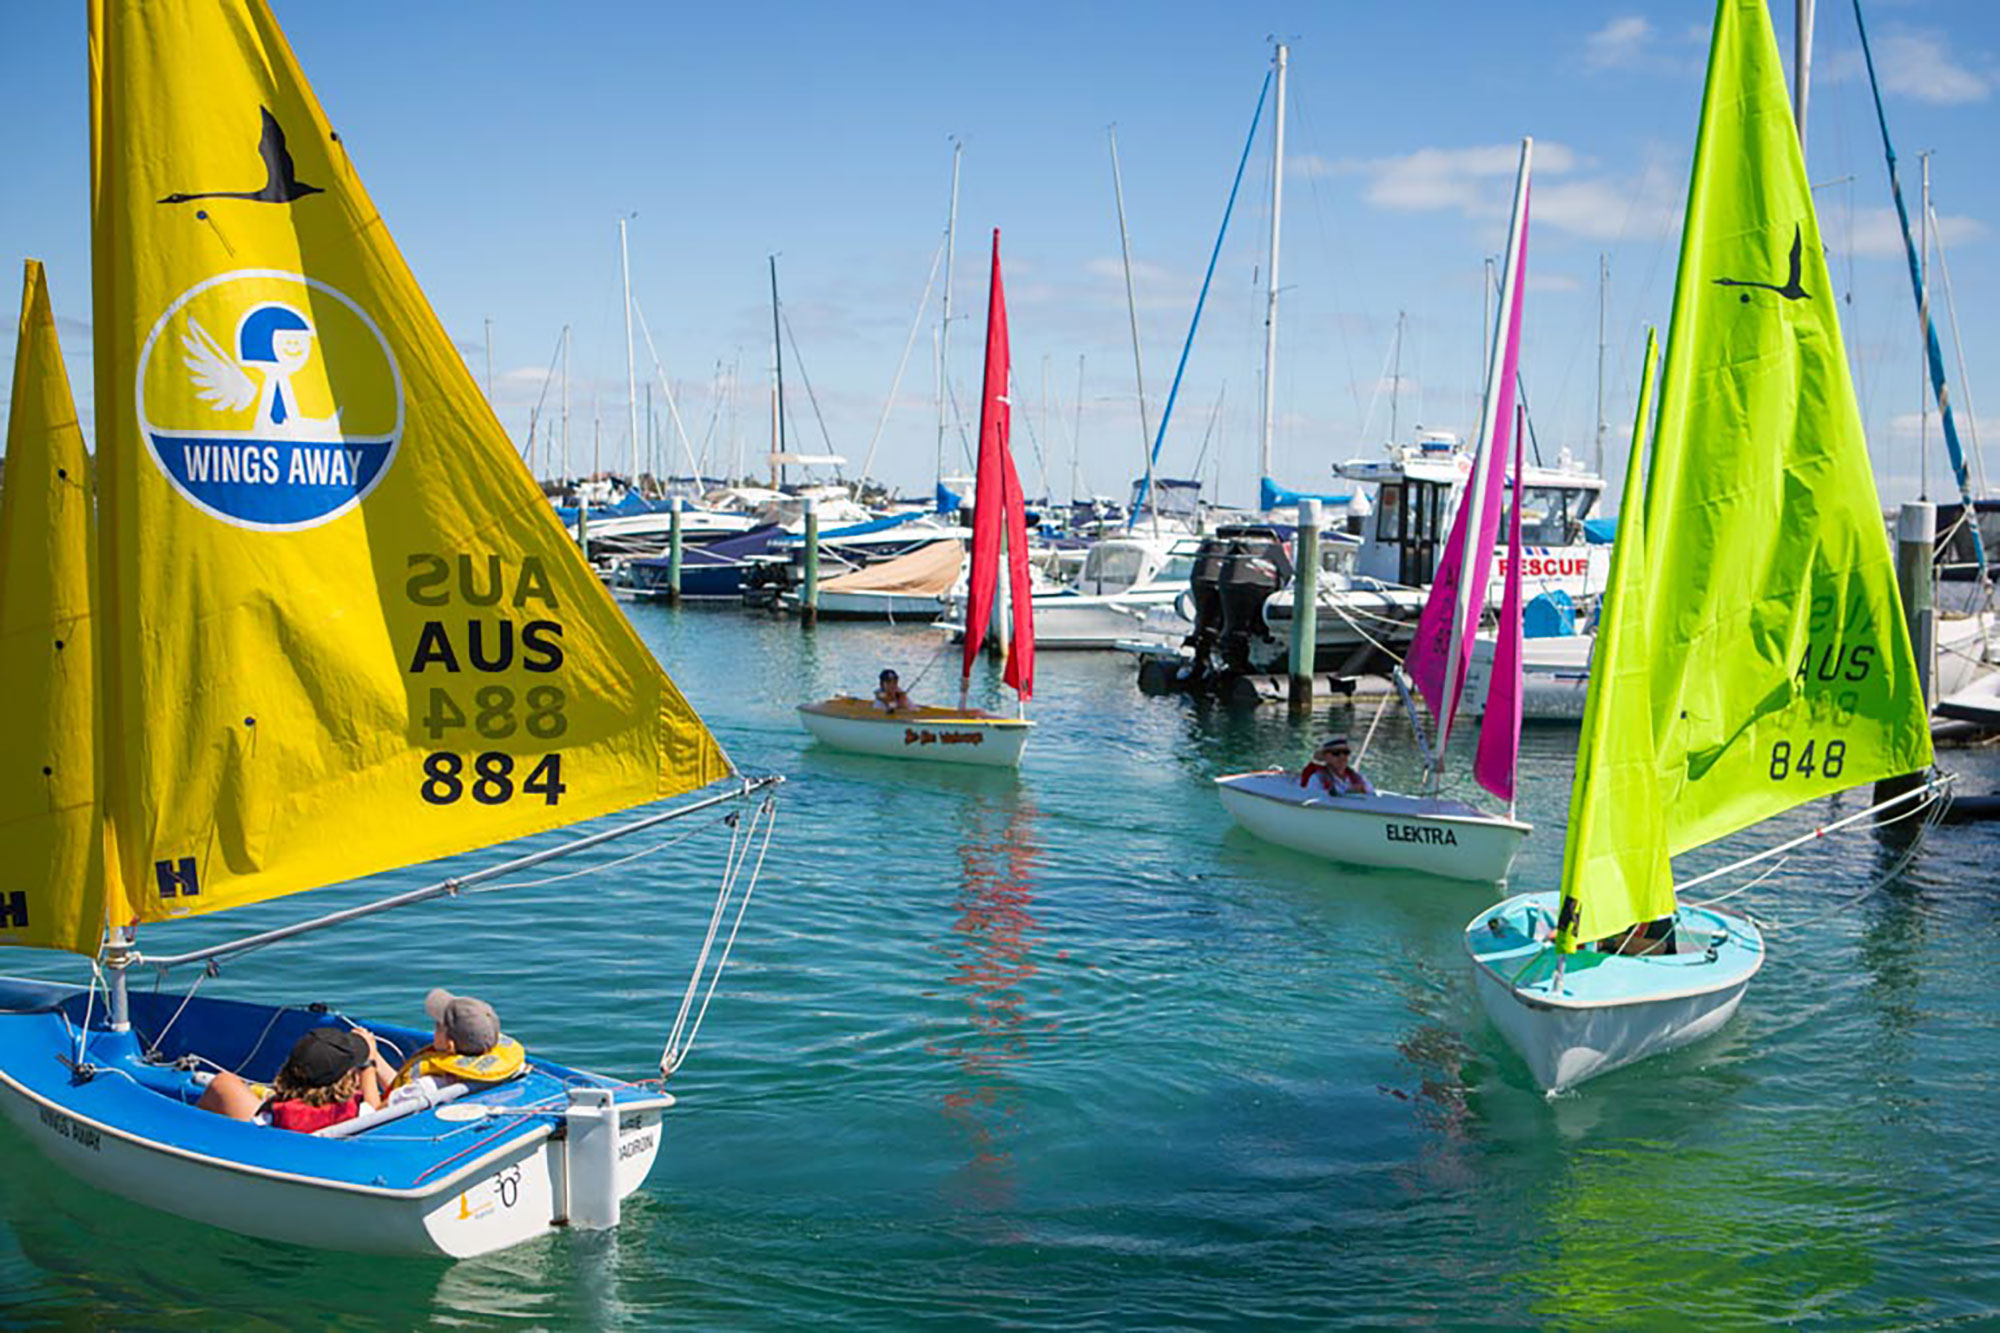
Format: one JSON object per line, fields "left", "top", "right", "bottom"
{"left": 0, "top": 261, "right": 121, "bottom": 954}
{"left": 89, "top": 0, "right": 730, "bottom": 927}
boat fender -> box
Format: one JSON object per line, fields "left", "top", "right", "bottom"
{"left": 393, "top": 1036, "right": 527, "bottom": 1088}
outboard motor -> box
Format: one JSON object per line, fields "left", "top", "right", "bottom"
{"left": 1176, "top": 534, "right": 1235, "bottom": 684}
{"left": 1213, "top": 526, "right": 1292, "bottom": 676}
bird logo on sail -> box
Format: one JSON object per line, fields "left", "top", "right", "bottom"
{"left": 138, "top": 271, "right": 402, "bottom": 530}
{"left": 1714, "top": 223, "right": 1811, "bottom": 302}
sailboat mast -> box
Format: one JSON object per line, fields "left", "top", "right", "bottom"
{"left": 1852, "top": 0, "right": 1985, "bottom": 568}
{"left": 1793, "top": 0, "right": 1815, "bottom": 152}
{"left": 1073, "top": 353, "right": 1085, "bottom": 505}
{"left": 1259, "top": 42, "right": 1288, "bottom": 485}
{"left": 1920, "top": 150, "right": 1931, "bottom": 501}
{"left": 1109, "top": 125, "right": 1156, "bottom": 534}
{"left": 1595, "top": 255, "right": 1608, "bottom": 477}
{"left": 621, "top": 216, "right": 639, "bottom": 485}
{"left": 1389, "top": 311, "right": 1404, "bottom": 445}
{"left": 939, "top": 139, "right": 962, "bottom": 481}
{"left": 561, "top": 325, "right": 571, "bottom": 481}
{"left": 769, "top": 254, "right": 785, "bottom": 488}
{"left": 1436, "top": 138, "right": 1531, "bottom": 789}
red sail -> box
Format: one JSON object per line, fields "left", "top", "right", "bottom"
{"left": 1001, "top": 432, "right": 1034, "bottom": 700}
{"left": 961, "top": 230, "right": 1010, "bottom": 688}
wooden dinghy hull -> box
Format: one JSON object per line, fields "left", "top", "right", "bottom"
{"left": 1214, "top": 772, "right": 1530, "bottom": 882}
{"left": 1464, "top": 892, "right": 1765, "bottom": 1093}
{"left": 0, "top": 980, "right": 669, "bottom": 1258}
{"left": 797, "top": 697, "right": 1031, "bottom": 767}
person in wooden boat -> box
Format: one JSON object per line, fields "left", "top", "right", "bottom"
{"left": 1299, "top": 736, "right": 1376, "bottom": 797}
{"left": 390, "top": 988, "right": 526, "bottom": 1090}
{"left": 873, "top": 669, "right": 913, "bottom": 714}
{"left": 196, "top": 1026, "right": 396, "bottom": 1132}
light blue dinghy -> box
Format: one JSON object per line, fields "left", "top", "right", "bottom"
{"left": 1463, "top": 894, "right": 1763, "bottom": 1092}
{"left": 0, "top": 981, "right": 670, "bottom": 1258}
{"left": 1468, "top": 0, "right": 1945, "bottom": 1098}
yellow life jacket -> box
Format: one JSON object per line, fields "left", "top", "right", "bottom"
{"left": 392, "top": 1036, "right": 527, "bottom": 1089}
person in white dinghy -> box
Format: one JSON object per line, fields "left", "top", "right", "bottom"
{"left": 1298, "top": 736, "right": 1376, "bottom": 797}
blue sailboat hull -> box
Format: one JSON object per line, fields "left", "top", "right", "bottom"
{"left": 0, "top": 978, "right": 670, "bottom": 1257}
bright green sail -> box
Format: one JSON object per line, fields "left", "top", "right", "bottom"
{"left": 1642, "top": 0, "right": 1930, "bottom": 857}
{"left": 1556, "top": 331, "right": 1672, "bottom": 951}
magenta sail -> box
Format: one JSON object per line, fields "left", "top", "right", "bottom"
{"left": 1407, "top": 173, "right": 1531, "bottom": 747}
{"left": 1474, "top": 405, "right": 1526, "bottom": 802}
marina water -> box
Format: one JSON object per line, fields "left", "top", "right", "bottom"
{"left": 2, "top": 607, "right": 1995, "bottom": 1326}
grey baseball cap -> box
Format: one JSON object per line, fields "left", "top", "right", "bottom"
{"left": 425, "top": 988, "right": 501, "bottom": 1055}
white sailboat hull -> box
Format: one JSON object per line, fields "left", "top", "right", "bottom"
{"left": 1214, "top": 772, "right": 1529, "bottom": 882}
{"left": 1465, "top": 893, "right": 1765, "bottom": 1093}
{"left": 798, "top": 699, "right": 1030, "bottom": 767}
{"left": 801, "top": 589, "right": 949, "bottom": 620}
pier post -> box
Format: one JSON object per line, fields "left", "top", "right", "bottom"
{"left": 576, "top": 499, "right": 589, "bottom": 564}
{"left": 802, "top": 495, "right": 820, "bottom": 628}
{"left": 666, "top": 496, "right": 684, "bottom": 606}
{"left": 1288, "top": 498, "right": 1320, "bottom": 710}
{"left": 1877, "top": 500, "right": 1935, "bottom": 808}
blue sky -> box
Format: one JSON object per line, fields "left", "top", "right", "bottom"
{"left": 3, "top": 1, "right": 1997, "bottom": 510}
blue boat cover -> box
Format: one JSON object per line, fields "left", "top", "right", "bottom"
{"left": 1259, "top": 476, "right": 1351, "bottom": 512}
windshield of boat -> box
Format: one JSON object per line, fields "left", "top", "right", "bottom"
{"left": 1080, "top": 544, "right": 1149, "bottom": 594}
{"left": 1505, "top": 484, "right": 1598, "bottom": 545}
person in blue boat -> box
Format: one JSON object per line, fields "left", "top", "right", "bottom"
{"left": 196, "top": 1025, "right": 397, "bottom": 1132}
{"left": 1300, "top": 735, "right": 1375, "bottom": 797}
{"left": 390, "top": 988, "right": 526, "bottom": 1089}
{"left": 873, "top": 669, "right": 913, "bottom": 713}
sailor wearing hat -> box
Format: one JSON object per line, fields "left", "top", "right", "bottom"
{"left": 1300, "top": 735, "right": 1376, "bottom": 798}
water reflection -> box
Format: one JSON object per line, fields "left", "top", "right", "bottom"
{"left": 930, "top": 791, "right": 1046, "bottom": 1214}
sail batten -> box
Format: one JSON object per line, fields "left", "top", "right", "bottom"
{"left": 89, "top": 0, "right": 729, "bottom": 930}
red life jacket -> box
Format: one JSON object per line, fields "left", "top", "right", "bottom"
{"left": 269, "top": 1095, "right": 361, "bottom": 1134}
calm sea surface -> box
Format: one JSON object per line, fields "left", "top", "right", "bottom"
{"left": 3, "top": 606, "right": 1997, "bottom": 1328}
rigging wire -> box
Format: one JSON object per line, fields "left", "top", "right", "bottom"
{"left": 859, "top": 233, "right": 949, "bottom": 481}
{"left": 780, "top": 307, "right": 841, "bottom": 477}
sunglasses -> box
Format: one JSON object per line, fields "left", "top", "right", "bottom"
{"left": 1322, "top": 749, "right": 1350, "bottom": 757}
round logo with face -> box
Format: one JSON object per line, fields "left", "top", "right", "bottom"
{"left": 137, "top": 270, "right": 403, "bottom": 530}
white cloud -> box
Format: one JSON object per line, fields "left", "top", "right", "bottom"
{"left": 1821, "top": 29, "right": 1993, "bottom": 105}
{"left": 1335, "top": 142, "right": 1581, "bottom": 217}
{"left": 1843, "top": 206, "right": 1986, "bottom": 258}
{"left": 1885, "top": 410, "right": 1994, "bottom": 442}
{"left": 1330, "top": 142, "right": 1678, "bottom": 244}
{"left": 1586, "top": 16, "right": 1653, "bottom": 70}
{"left": 1875, "top": 31, "right": 1991, "bottom": 105}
